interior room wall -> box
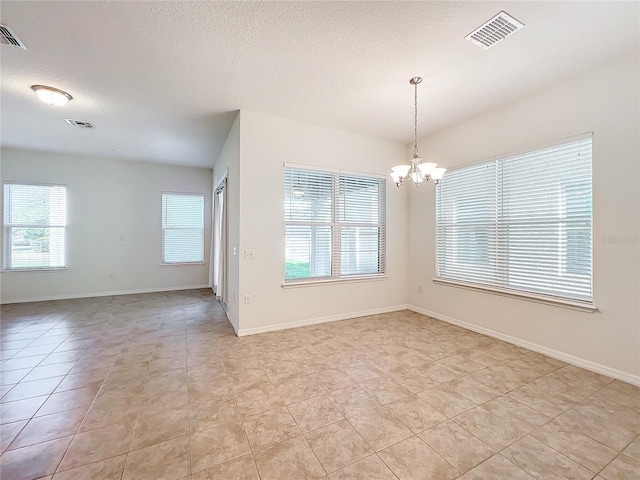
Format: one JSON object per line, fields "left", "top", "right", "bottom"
{"left": 407, "top": 54, "right": 640, "bottom": 382}
{"left": 0, "top": 148, "right": 213, "bottom": 303}
{"left": 212, "top": 113, "right": 241, "bottom": 332}
{"left": 235, "top": 110, "right": 409, "bottom": 334}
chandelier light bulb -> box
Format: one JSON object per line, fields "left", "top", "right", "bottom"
{"left": 417, "top": 162, "right": 437, "bottom": 176}
{"left": 431, "top": 167, "right": 447, "bottom": 181}
{"left": 392, "top": 165, "right": 411, "bottom": 176}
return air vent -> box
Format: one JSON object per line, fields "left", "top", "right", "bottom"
{"left": 0, "top": 24, "right": 27, "bottom": 50}
{"left": 465, "top": 11, "right": 524, "bottom": 49}
{"left": 65, "top": 119, "right": 95, "bottom": 129}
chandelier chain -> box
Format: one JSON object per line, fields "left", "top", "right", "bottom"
{"left": 414, "top": 80, "right": 418, "bottom": 157}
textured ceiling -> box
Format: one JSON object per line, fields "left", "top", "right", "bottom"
{"left": 1, "top": 1, "right": 638, "bottom": 168}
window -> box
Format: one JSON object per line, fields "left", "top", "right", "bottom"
{"left": 162, "top": 192, "right": 205, "bottom": 264}
{"left": 436, "top": 137, "right": 593, "bottom": 303}
{"left": 3, "top": 183, "right": 67, "bottom": 270}
{"left": 284, "top": 166, "right": 386, "bottom": 282}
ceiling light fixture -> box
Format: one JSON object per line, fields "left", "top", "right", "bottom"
{"left": 31, "top": 85, "right": 73, "bottom": 106}
{"left": 390, "top": 77, "right": 446, "bottom": 187}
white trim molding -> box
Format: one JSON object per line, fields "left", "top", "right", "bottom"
{"left": 282, "top": 275, "right": 388, "bottom": 289}
{"left": 1, "top": 284, "right": 211, "bottom": 304}
{"left": 408, "top": 305, "right": 640, "bottom": 387}
{"left": 432, "top": 278, "right": 597, "bottom": 312}
{"left": 226, "top": 311, "right": 239, "bottom": 336}
{"left": 237, "top": 304, "right": 408, "bottom": 337}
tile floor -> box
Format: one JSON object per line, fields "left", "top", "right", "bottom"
{"left": 0, "top": 289, "right": 638, "bottom": 480}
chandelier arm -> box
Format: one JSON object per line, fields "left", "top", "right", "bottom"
{"left": 396, "top": 175, "right": 412, "bottom": 187}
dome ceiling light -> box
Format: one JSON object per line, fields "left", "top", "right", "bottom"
{"left": 31, "top": 85, "right": 73, "bottom": 106}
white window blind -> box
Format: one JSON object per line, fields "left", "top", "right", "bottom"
{"left": 3, "top": 183, "right": 67, "bottom": 270}
{"left": 162, "top": 192, "right": 204, "bottom": 264}
{"left": 436, "top": 137, "right": 593, "bottom": 303}
{"left": 284, "top": 167, "right": 386, "bottom": 282}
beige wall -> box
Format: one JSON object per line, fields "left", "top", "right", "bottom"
{"left": 2, "top": 56, "right": 637, "bottom": 383}
{"left": 408, "top": 54, "right": 640, "bottom": 381}
{"left": 1, "top": 148, "right": 213, "bottom": 303}
{"left": 212, "top": 113, "right": 241, "bottom": 331}
{"left": 235, "top": 111, "right": 409, "bottom": 334}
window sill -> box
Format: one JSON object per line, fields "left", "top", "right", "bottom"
{"left": 161, "top": 262, "right": 206, "bottom": 267}
{"left": 432, "top": 277, "right": 597, "bottom": 312}
{"left": 2, "top": 267, "right": 68, "bottom": 273}
{"left": 282, "top": 275, "right": 388, "bottom": 288}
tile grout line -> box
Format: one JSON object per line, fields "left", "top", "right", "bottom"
{"left": 591, "top": 437, "right": 638, "bottom": 479}
{"left": 184, "top": 323, "right": 193, "bottom": 479}
{"left": 50, "top": 320, "right": 128, "bottom": 477}
{"left": 1, "top": 295, "right": 638, "bottom": 480}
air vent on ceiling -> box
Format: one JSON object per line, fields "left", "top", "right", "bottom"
{"left": 0, "top": 24, "right": 27, "bottom": 50}
{"left": 65, "top": 119, "right": 95, "bottom": 129}
{"left": 465, "top": 11, "right": 524, "bottom": 50}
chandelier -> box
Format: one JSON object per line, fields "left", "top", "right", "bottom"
{"left": 390, "top": 77, "right": 446, "bottom": 186}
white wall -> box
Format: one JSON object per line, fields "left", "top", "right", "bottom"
{"left": 408, "top": 54, "right": 640, "bottom": 381}
{"left": 1, "top": 148, "right": 213, "bottom": 303}
{"left": 212, "top": 113, "right": 241, "bottom": 331}
{"left": 236, "top": 111, "right": 409, "bottom": 334}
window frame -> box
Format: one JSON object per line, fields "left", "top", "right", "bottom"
{"left": 283, "top": 165, "right": 387, "bottom": 286}
{"left": 434, "top": 135, "right": 595, "bottom": 310}
{"left": 161, "top": 191, "right": 205, "bottom": 266}
{"left": 3, "top": 182, "right": 68, "bottom": 272}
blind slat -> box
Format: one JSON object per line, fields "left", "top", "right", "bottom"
{"left": 162, "top": 193, "right": 204, "bottom": 264}
{"left": 3, "top": 184, "right": 67, "bottom": 270}
{"left": 436, "top": 138, "right": 593, "bottom": 303}
{"left": 285, "top": 167, "right": 385, "bottom": 280}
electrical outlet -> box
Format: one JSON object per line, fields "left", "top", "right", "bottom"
{"left": 244, "top": 249, "right": 255, "bottom": 259}
{"left": 244, "top": 295, "right": 252, "bottom": 304}
{"left": 418, "top": 284, "right": 423, "bottom": 293}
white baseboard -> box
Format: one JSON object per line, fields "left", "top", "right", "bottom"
{"left": 1, "top": 285, "right": 211, "bottom": 304}
{"left": 225, "top": 309, "right": 239, "bottom": 336}
{"left": 218, "top": 300, "right": 238, "bottom": 335}
{"left": 237, "top": 304, "right": 408, "bottom": 337}
{"left": 408, "top": 305, "right": 640, "bottom": 387}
